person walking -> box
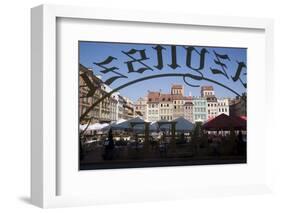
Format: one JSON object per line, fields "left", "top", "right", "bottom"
{"left": 104, "top": 128, "right": 115, "bottom": 160}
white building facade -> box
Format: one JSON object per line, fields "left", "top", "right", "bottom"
{"left": 217, "top": 98, "right": 230, "bottom": 116}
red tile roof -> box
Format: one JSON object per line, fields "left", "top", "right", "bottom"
{"left": 147, "top": 91, "right": 161, "bottom": 102}
{"left": 159, "top": 94, "right": 173, "bottom": 102}
{"left": 171, "top": 84, "right": 183, "bottom": 89}
{"left": 201, "top": 85, "right": 214, "bottom": 91}
{"left": 147, "top": 86, "right": 192, "bottom": 102}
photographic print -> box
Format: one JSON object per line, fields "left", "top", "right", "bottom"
{"left": 79, "top": 41, "right": 247, "bottom": 170}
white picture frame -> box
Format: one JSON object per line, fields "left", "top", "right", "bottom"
{"left": 31, "top": 4, "right": 274, "bottom": 208}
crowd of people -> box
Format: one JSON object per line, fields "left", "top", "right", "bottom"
{"left": 80, "top": 126, "right": 246, "bottom": 161}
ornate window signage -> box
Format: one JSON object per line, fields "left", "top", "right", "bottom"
{"left": 79, "top": 42, "right": 247, "bottom": 170}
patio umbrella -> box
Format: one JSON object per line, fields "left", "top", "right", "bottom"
{"left": 80, "top": 124, "right": 88, "bottom": 131}
{"left": 80, "top": 123, "right": 109, "bottom": 131}
{"left": 156, "top": 119, "right": 171, "bottom": 131}
{"left": 172, "top": 116, "right": 194, "bottom": 132}
{"left": 203, "top": 113, "right": 246, "bottom": 131}
{"left": 113, "top": 117, "right": 146, "bottom": 130}
{"left": 230, "top": 115, "right": 247, "bottom": 130}
{"left": 149, "top": 121, "right": 159, "bottom": 132}
{"left": 88, "top": 123, "right": 109, "bottom": 131}
{"left": 101, "top": 118, "right": 127, "bottom": 131}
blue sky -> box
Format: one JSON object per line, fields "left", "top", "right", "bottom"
{"left": 79, "top": 41, "right": 247, "bottom": 102}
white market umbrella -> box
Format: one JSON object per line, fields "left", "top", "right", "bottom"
{"left": 101, "top": 119, "right": 127, "bottom": 131}
{"left": 81, "top": 123, "right": 109, "bottom": 131}
{"left": 114, "top": 117, "right": 145, "bottom": 130}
